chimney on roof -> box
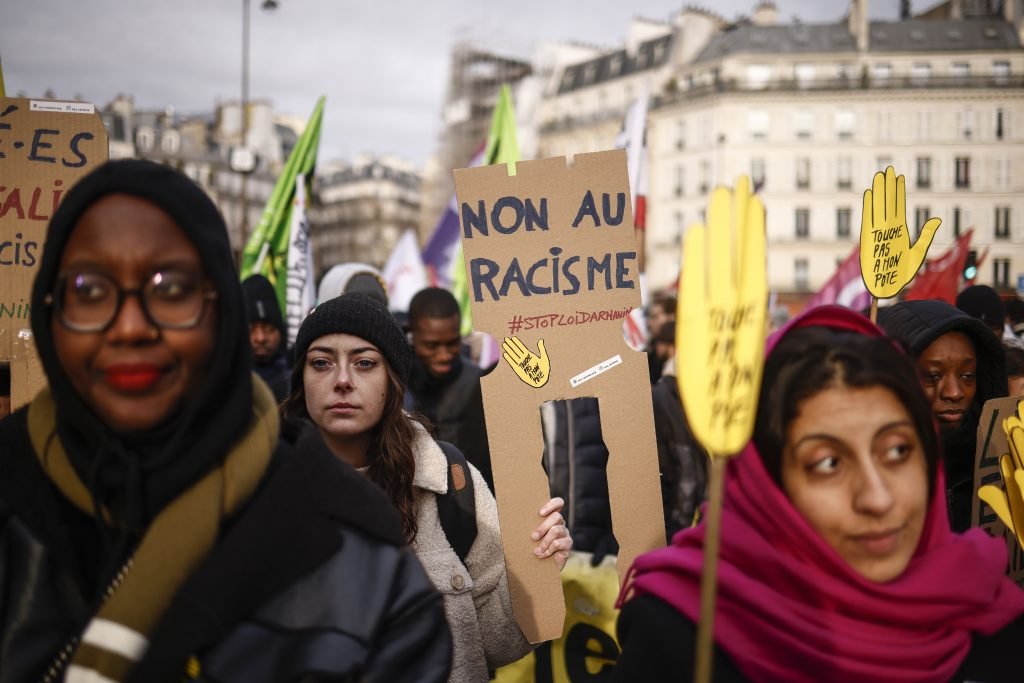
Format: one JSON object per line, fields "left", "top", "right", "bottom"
{"left": 848, "top": 0, "right": 869, "bottom": 51}
{"left": 751, "top": 1, "right": 778, "bottom": 26}
{"left": 900, "top": 0, "right": 912, "bottom": 19}
{"left": 1005, "top": 0, "right": 1018, "bottom": 24}
{"left": 951, "top": 0, "right": 963, "bottom": 19}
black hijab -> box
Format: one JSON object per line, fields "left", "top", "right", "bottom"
{"left": 30, "top": 159, "right": 253, "bottom": 534}
{"left": 878, "top": 299, "right": 1008, "bottom": 531}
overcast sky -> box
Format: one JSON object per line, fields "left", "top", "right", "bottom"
{"left": 2, "top": 1, "right": 902, "bottom": 166}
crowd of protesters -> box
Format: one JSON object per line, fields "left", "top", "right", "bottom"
{"left": 2, "top": 159, "right": 1024, "bottom": 682}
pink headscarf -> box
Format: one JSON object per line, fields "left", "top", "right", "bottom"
{"left": 618, "top": 306, "right": 1024, "bottom": 683}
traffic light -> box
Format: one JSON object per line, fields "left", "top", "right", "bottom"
{"left": 963, "top": 250, "right": 978, "bottom": 280}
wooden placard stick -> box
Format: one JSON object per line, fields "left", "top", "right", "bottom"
{"left": 676, "top": 177, "right": 767, "bottom": 683}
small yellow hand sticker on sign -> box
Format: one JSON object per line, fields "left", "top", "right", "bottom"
{"left": 979, "top": 400, "right": 1024, "bottom": 549}
{"left": 502, "top": 336, "right": 550, "bottom": 388}
{"left": 676, "top": 176, "right": 767, "bottom": 457}
{"left": 859, "top": 166, "right": 941, "bottom": 299}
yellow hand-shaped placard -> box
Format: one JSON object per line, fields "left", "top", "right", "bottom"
{"left": 859, "top": 166, "right": 941, "bottom": 299}
{"left": 979, "top": 400, "right": 1024, "bottom": 549}
{"left": 502, "top": 336, "right": 550, "bottom": 388}
{"left": 676, "top": 176, "right": 767, "bottom": 457}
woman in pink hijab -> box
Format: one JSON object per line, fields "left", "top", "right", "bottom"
{"left": 614, "top": 306, "right": 1024, "bottom": 683}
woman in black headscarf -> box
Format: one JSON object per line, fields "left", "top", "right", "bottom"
{"left": 0, "top": 159, "right": 450, "bottom": 683}
{"left": 879, "top": 299, "right": 1008, "bottom": 531}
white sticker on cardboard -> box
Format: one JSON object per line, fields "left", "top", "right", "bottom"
{"left": 30, "top": 100, "right": 96, "bottom": 114}
{"left": 570, "top": 355, "right": 622, "bottom": 388}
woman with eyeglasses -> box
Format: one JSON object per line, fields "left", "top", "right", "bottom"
{"left": 0, "top": 160, "right": 452, "bottom": 683}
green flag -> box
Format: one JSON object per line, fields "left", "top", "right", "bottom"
{"left": 240, "top": 96, "right": 325, "bottom": 317}
{"left": 453, "top": 85, "right": 520, "bottom": 336}
{"left": 0, "top": 54, "right": 7, "bottom": 98}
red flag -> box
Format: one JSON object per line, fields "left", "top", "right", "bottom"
{"left": 803, "top": 245, "right": 871, "bottom": 312}
{"left": 905, "top": 229, "right": 973, "bottom": 303}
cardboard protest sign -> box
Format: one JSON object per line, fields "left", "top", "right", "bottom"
{"left": 674, "top": 176, "right": 767, "bottom": 683}
{"left": 454, "top": 150, "right": 664, "bottom": 643}
{"left": 0, "top": 97, "right": 108, "bottom": 402}
{"left": 858, "top": 166, "right": 940, "bottom": 300}
{"left": 495, "top": 552, "right": 620, "bottom": 683}
{"left": 976, "top": 397, "right": 1024, "bottom": 584}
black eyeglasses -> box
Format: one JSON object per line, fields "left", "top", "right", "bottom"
{"left": 44, "top": 269, "right": 217, "bottom": 333}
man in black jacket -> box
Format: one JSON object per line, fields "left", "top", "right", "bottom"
{"left": 242, "top": 274, "right": 291, "bottom": 402}
{"left": 406, "top": 288, "right": 494, "bottom": 491}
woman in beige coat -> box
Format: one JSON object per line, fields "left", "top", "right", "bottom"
{"left": 284, "top": 293, "right": 573, "bottom": 681}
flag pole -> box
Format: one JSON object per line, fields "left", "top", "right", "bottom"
{"left": 869, "top": 297, "right": 878, "bottom": 324}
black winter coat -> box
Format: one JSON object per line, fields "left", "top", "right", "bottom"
{"left": 652, "top": 373, "right": 709, "bottom": 539}
{"left": 407, "top": 355, "right": 493, "bottom": 491}
{"left": 542, "top": 398, "right": 615, "bottom": 556}
{"left": 0, "top": 410, "right": 452, "bottom": 683}
{"left": 613, "top": 594, "right": 1024, "bottom": 683}
{"left": 878, "top": 300, "right": 1008, "bottom": 531}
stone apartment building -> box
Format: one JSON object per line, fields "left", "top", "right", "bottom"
{"left": 536, "top": 0, "right": 1024, "bottom": 302}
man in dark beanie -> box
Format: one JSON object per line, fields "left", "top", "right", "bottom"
{"left": 956, "top": 284, "right": 1007, "bottom": 339}
{"left": 242, "top": 274, "right": 290, "bottom": 402}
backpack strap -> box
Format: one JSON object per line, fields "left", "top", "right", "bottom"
{"left": 435, "top": 440, "right": 477, "bottom": 565}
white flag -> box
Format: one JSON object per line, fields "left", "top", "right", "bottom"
{"left": 285, "top": 173, "right": 316, "bottom": 347}
{"left": 382, "top": 229, "right": 428, "bottom": 312}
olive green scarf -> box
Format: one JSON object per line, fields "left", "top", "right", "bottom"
{"left": 28, "top": 374, "right": 280, "bottom": 683}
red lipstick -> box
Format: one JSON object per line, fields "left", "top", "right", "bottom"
{"left": 105, "top": 364, "right": 163, "bottom": 392}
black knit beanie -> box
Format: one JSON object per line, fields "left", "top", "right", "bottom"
{"left": 956, "top": 285, "right": 1006, "bottom": 331}
{"left": 294, "top": 293, "right": 412, "bottom": 383}
{"left": 242, "top": 274, "right": 286, "bottom": 336}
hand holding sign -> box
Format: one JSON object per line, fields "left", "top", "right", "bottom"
{"left": 859, "top": 166, "right": 941, "bottom": 299}
{"left": 677, "top": 176, "right": 767, "bottom": 457}
{"left": 502, "top": 336, "right": 550, "bottom": 388}
{"left": 979, "top": 401, "right": 1024, "bottom": 548}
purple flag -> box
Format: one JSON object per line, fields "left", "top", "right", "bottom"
{"left": 422, "top": 145, "right": 485, "bottom": 288}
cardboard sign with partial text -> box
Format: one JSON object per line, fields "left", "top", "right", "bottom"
{"left": 972, "top": 396, "right": 1024, "bottom": 584}
{"left": 454, "top": 150, "right": 664, "bottom": 643}
{"left": 0, "top": 97, "right": 107, "bottom": 404}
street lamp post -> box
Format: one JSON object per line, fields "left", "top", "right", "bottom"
{"left": 238, "top": 0, "right": 278, "bottom": 247}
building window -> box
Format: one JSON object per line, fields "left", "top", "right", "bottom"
{"left": 914, "top": 207, "right": 930, "bottom": 239}
{"left": 674, "top": 211, "right": 685, "bottom": 240}
{"left": 795, "top": 258, "right": 810, "bottom": 291}
{"left": 872, "top": 63, "right": 892, "bottom": 83}
{"left": 916, "top": 157, "right": 932, "bottom": 189}
{"left": 795, "top": 63, "right": 815, "bottom": 87}
{"left": 837, "top": 156, "right": 852, "bottom": 190}
{"left": 747, "top": 64, "right": 772, "bottom": 89}
{"left": 911, "top": 63, "right": 931, "bottom": 84}
{"left": 835, "top": 110, "right": 856, "bottom": 141}
{"left": 955, "top": 157, "right": 971, "bottom": 188}
{"left": 995, "top": 207, "right": 1011, "bottom": 239}
{"left": 916, "top": 110, "right": 932, "bottom": 142}
{"left": 877, "top": 156, "right": 893, "bottom": 172}
{"left": 676, "top": 119, "right": 686, "bottom": 150}
{"left": 994, "top": 258, "right": 1011, "bottom": 288}
{"left": 996, "top": 108, "right": 1006, "bottom": 140}
{"left": 796, "top": 157, "right": 811, "bottom": 189}
{"left": 953, "top": 206, "right": 961, "bottom": 237}
{"left": 674, "top": 165, "right": 684, "bottom": 197}
{"left": 836, "top": 62, "right": 855, "bottom": 81}
{"left": 837, "top": 207, "right": 851, "bottom": 238}
{"left": 748, "top": 110, "right": 770, "bottom": 140}
{"left": 952, "top": 62, "right": 970, "bottom": 80}
{"left": 958, "top": 110, "right": 975, "bottom": 139}
{"left": 751, "top": 158, "right": 766, "bottom": 190}
{"left": 609, "top": 55, "right": 623, "bottom": 76}
{"left": 875, "top": 111, "right": 893, "bottom": 142}
{"left": 583, "top": 64, "right": 597, "bottom": 83}
{"left": 993, "top": 61, "right": 1011, "bottom": 84}
{"left": 700, "top": 159, "right": 711, "bottom": 193}
{"left": 794, "top": 111, "right": 814, "bottom": 140}
{"left": 795, "top": 208, "right": 810, "bottom": 239}
{"left": 996, "top": 158, "right": 1011, "bottom": 190}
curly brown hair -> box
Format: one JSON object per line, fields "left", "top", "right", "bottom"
{"left": 282, "top": 352, "right": 420, "bottom": 542}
